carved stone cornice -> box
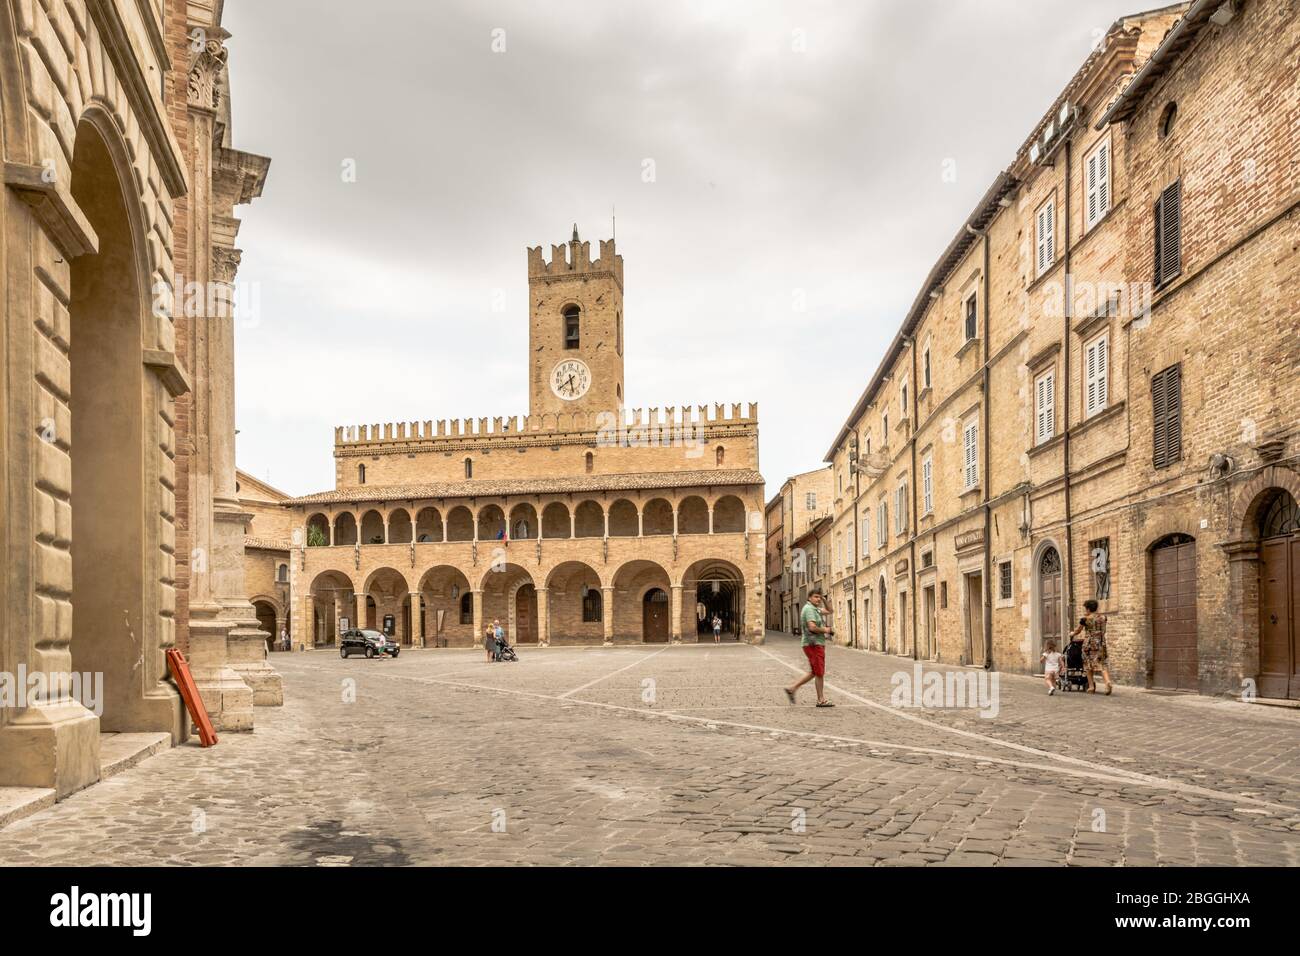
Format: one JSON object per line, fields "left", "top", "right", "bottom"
{"left": 213, "top": 146, "right": 271, "bottom": 211}
{"left": 187, "top": 35, "right": 228, "bottom": 112}
{"left": 212, "top": 246, "right": 242, "bottom": 284}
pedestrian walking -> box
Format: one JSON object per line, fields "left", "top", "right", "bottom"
{"left": 1078, "top": 599, "right": 1113, "bottom": 695}
{"left": 784, "top": 588, "right": 834, "bottom": 707}
{"left": 493, "top": 619, "right": 506, "bottom": 660}
{"left": 711, "top": 613, "right": 722, "bottom": 644}
{"left": 1041, "top": 640, "right": 1063, "bottom": 695}
{"left": 483, "top": 624, "right": 498, "bottom": 662}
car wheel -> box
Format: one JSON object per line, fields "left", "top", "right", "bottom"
{"left": 365, "top": 646, "right": 375, "bottom": 659}
{"left": 392, "top": 649, "right": 400, "bottom": 658}
{"left": 339, "top": 645, "right": 348, "bottom": 659}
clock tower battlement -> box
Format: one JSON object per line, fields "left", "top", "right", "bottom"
{"left": 527, "top": 226, "right": 625, "bottom": 418}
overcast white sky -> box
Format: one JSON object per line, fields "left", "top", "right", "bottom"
{"left": 224, "top": 0, "right": 1145, "bottom": 497}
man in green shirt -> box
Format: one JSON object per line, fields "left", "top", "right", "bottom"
{"left": 785, "top": 589, "right": 834, "bottom": 707}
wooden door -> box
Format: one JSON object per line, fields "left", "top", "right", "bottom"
{"left": 1151, "top": 535, "right": 1198, "bottom": 691}
{"left": 924, "top": 587, "right": 936, "bottom": 660}
{"left": 515, "top": 584, "right": 538, "bottom": 644}
{"left": 643, "top": 589, "right": 669, "bottom": 643}
{"left": 1039, "top": 548, "right": 1062, "bottom": 654}
{"left": 1259, "top": 537, "right": 1299, "bottom": 699}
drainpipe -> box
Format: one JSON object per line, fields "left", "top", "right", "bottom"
{"left": 968, "top": 221, "right": 994, "bottom": 669}
{"left": 907, "top": 334, "right": 919, "bottom": 660}
{"left": 1063, "top": 140, "right": 1077, "bottom": 623}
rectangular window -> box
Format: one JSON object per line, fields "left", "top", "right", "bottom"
{"left": 1035, "top": 369, "right": 1056, "bottom": 445}
{"left": 922, "top": 454, "right": 933, "bottom": 515}
{"left": 963, "top": 420, "right": 979, "bottom": 490}
{"left": 901, "top": 378, "right": 909, "bottom": 417}
{"left": 877, "top": 501, "right": 887, "bottom": 548}
{"left": 1085, "top": 136, "right": 1111, "bottom": 231}
{"left": 1152, "top": 363, "right": 1183, "bottom": 469}
{"left": 921, "top": 550, "right": 934, "bottom": 569}
{"left": 1085, "top": 334, "right": 1109, "bottom": 418}
{"left": 1036, "top": 197, "right": 1056, "bottom": 276}
{"left": 1154, "top": 180, "right": 1182, "bottom": 288}
{"left": 923, "top": 343, "right": 932, "bottom": 390}
{"left": 1089, "top": 538, "right": 1111, "bottom": 600}
{"left": 964, "top": 294, "right": 977, "bottom": 342}
{"left": 999, "top": 561, "right": 1012, "bottom": 601}
{"left": 882, "top": 412, "right": 889, "bottom": 445}
{"left": 805, "top": 491, "right": 817, "bottom": 511}
{"left": 861, "top": 515, "right": 870, "bottom": 558}
{"left": 940, "top": 581, "right": 948, "bottom": 609}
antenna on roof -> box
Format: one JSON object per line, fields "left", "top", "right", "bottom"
{"left": 612, "top": 204, "right": 616, "bottom": 243}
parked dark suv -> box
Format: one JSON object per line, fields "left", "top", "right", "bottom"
{"left": 339, "top": 628, "right": 400, "bottom": 659}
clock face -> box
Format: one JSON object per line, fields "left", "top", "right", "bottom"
{"left": 551, "top": 358, "right": 592, "bottom": 401}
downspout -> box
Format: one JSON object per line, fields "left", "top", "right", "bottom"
{"left": 968, "top": 221, "right": 994, "bottom": 669}
{"left": 1063, "top": 139, "right": 1077, "bottom": 624}
{"left": 907, "top": 334, "right": 919, "bottom": 660}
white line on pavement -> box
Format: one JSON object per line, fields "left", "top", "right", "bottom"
{"left": 557, "top": 646, "right": 670, "bottom": 699}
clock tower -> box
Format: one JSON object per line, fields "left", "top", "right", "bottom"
{"left": 526, "top": 226, "right": 625, "bottom": 418}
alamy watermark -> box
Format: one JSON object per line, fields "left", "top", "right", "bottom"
{"left": 890, "top": 663, "right": 1000, "bottom": 719}
{"left": 1, "top": 666, "right": 103, "bottom": 716}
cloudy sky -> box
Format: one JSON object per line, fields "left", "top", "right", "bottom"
{"left": 224, "top": 0, "right": 1144, "bottom": 497}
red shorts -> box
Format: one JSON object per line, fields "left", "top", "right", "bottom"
{"left": 802, "top": 643, "right": 826, "bottom": 677}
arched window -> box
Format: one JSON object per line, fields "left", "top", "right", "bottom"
{"left": 585, "top": 451, "right": 594, "bottom": 473}
{"left": 715, "top": 446, "right": 725, "bottom": 466}
{"left": 464, "top": 457, "right": 473, "bottom": 479}
{"left": 358, "top": 464, "right": 366, "bottom": 484}
{"left": 582, "top": 587, "right": 603, "bottom": 623}
{"left": 459, "top": 591, "right": 473, "bottom": 625}
{"left": 1159, "top": 102, "right": 1177, "bottom": 139}
{"left": 563, "top": 305, "right": 580, "bottom": 349}
{"left": 276, "top": 563, "right": 288, "bottom": 583}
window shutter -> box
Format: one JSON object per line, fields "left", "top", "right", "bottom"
{"left": 1161, "top": 181, "right": 1181, "bottom": 284}
{"left": 1045, "top": 201, "right": 1055, "bottom": 267}
{"left": 1045, "top": 371, "right": 1055, "bottom": 439}
{"left": 963, "top": 422, "right": 978, "bottom": 488}
{"left": 1037, "top": 206, "right": 1047, "bottom": 274}
{"left": 1086, "top": 151, "right": 1098, "bottom": 226}
{"left": 1166, "top": 364, "right": 1182, "bottom": 465}
{"left": 1098, "top": 142, "right": 1109, "bottom": 217}
{"left": 922, "top": 457, "right": 933, "bottom": 514}
{"left": 1086, "top": 341, "right": 1098, "bottom": 416}
{"left": 1152, "top": 368, "right": 1168, "bottom": 468}
{"left": 1096, "top": 337, "right": 1108, "bottom": 410}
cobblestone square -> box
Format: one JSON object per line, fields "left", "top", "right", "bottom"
{"left": 1, "top": 635, "right": 1296, "bottom": 866}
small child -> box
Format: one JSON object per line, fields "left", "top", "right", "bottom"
{"left": 1041, "top": 640, "right": 1063, "bottom": 695}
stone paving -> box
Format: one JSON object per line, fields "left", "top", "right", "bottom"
{"left": 0, "top": 633, "right": 1297, "bottom": 866}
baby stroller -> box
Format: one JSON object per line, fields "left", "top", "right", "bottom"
{"left": 1058, "top": 638, "right": 1089, "bottom": 692}
{"left": 494, "top": 635, "right": 518, "bottom": 663}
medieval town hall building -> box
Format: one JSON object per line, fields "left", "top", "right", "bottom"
{"left": 286, "top": 231, "right": 766, "bottom": 649}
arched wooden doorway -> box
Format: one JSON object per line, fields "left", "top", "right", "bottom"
{"left": 643, "top": 589, "right": 670, "bottom": 643}
{"left": 1038, "top": 546, "right": 1064, "bottom": 653}
{"left": 254, "top": 601, "right": 278, "bottom": 652}
{"left": 1150, "top": 533, "right": 1198, "bottom": 691}
{"left": 1257, "top": 491, "right": 1300, "bottom": 700}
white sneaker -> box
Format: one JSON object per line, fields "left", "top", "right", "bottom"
{"left": 1048, "top": 686, "right": 1055, "bottom": 695}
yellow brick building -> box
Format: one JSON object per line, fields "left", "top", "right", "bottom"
{"left": 822, "top": 0, "right": 1300, "bottom": 698}
{"left": 284, "top": 230, "right": 765, "bottom": 648}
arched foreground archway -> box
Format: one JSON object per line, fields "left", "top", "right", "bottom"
{"left": 681, "top": 559, "right": 745, "bottom": 641}
{"left": 253, "top": 600, "right": 280, "bottom": 652}
{"left": 481, "top": 564, "right": 536, "bottom": 645}
{"left": 364, "top": 567, "right": 412, "bottom": 642}
{"left": 68, "top": 113, "right": 179, "bottom": 736}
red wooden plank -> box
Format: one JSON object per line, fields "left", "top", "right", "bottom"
{"left": 166, "top": 649, "right": 218, "bottom": 748}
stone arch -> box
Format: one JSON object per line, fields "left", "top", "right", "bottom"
{"left": 479, "top": 563, "right": 536, "bottom": 644}
{"left": 508, "top": 502, "right": 538, "bottom": 540}
{"left": 541, "top": 502, "right": 571, "bottom": 539}
{"left": 333, "top": 512, "right": 358, "bottom": 546}
{"left": 612, "top": 559, "right": 672, "bottom": 642}
{"left": 362, "top": 567, "right": 413, "bottom": 641}
{"left": 574, "top": 500, "right": 604, "bottom": 538}
{"left": 678, "top": 496, "right": 709, "bottom": 535}
{"left": 308, "top": 569, "right": 358, "bottom": 646}
{"left": 608, "top": 498, "right": 638, "bottom": 537}
{"left": 417, "top": 565, "right": 473, "bottom": 647}
{"left": 679, "top": 558, "right": 746, "bottom": 641}
{"left": 713, "top": 494, "right": 746, "bottom": 533}
{"left": 415, "top": 506, "right": 443, "bottom": 542}
{"left": 359, "top": 509, "right": 385, "bottom": 545}
{"left": 306, "top": 513, "right": 330, "bottom": 546}
{"left": 387, "top": 508, "right": 413, "bottom": 544}
{"left": 477, "top": 503, "right": 506, "bottom": 541}
{"left": 1232, "top": 466, "right": 1300, "bottom": 537}
{"left": 251, "top": 597, "right": 281, "bottom": 652}
{"left": 446, "top": 505, "right": 474, "bottom": 542}
{"left": 643, "top": 497, "right": 674, "bottom": 536}
{"left": 545, "top": 561, "right": 604, "bottom": 646}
